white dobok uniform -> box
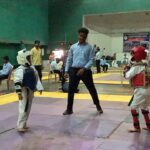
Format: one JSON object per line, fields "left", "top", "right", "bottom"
{"left": 125, "top": 65, "right": 150, "bottom": 110}
{"left": 14, "top": 65, "right": 43, "bottom": 129}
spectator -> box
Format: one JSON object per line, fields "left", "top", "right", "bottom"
{"left": 50, "top": 58, "right": 63, "bottom": 81}
{"left": 49, "top": 51, "right": 55, "bottom": 63}
{"left": 31, "top": 40, "right": 42, "bottom": 81}
{"left": 100, "top": 56, "right": 108, "bottom": 73}
{"left": 0, "top": 56, "right": 13, "bottom": 81}
{"left": 95, "top": 47, "right": 101, "bottom": 73}
{"left": 93, "top": 44, "right": 97, "bottom": 54}
{"left": 112, "top": 53, "right": 118, "bottom": 67}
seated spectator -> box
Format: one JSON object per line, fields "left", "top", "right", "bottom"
{"left": 49, "top": 52, "right": 55, "bottom": 63}
{"left": 50, "top": 58, "right": 63, "bottom": 81}
{"left": 100, "top": 56, "right": 108, "bottom": 73}
{"left": 0, "top": 56, "right": 13, "bottom": 81}
{"left": 57, "top": 59, "right": 63, "bottom": 71}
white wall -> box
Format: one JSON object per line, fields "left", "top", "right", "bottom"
{"left": 87, "top": 29, "right": 111, "bottom": 55}
{"left": 110, "top": 34, "right": 123, "bottom": 54}
{"left": 111, "top": 33, "right": 125, "bottom": 61}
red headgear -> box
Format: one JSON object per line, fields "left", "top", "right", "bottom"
{"left": 131, "top": 46, "right": 147, "bottom": 62}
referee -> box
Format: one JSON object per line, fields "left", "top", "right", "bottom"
{"left": 63, "top": 28, "right": 103, "bottom": 115}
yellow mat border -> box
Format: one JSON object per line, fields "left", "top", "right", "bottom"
{"left": 43, "top": 72, "right": 129, "bottom": 85}
{"left": 0, "top": 92, "right": 132, "bottom": 105}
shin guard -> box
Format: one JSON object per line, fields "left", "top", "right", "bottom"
{"left": 141, "top": 109, "right": 150, "bottom": 129}
{"left": 131, "top": 109, "right": 140, "bottom": 129}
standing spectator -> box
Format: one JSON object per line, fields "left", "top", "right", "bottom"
{"left": 112, "top": 53, "right": 118, "bottom": 67}
{"left": 95, "top": 47, "right": 101, "bottom": 73}
{"left": 63, "top": 27, "right": 103, "bottom": 115}
{"left": 31, "top": 40, "right": 42, "bottom": 81}
{"left": 0, "top": 56, "right": 13, "bottom": 81}
{"left": 93, "top": 44, "right": 97, "bottom": 54}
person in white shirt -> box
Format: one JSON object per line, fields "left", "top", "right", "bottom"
{"left": 95, "top": 47, "right": 101, "bottom": 73}
{"left": 0, "top": 56, "right": 13, "bottom": 81}
{"left": 50, "top": 58, "right": 63, "bottom": 81}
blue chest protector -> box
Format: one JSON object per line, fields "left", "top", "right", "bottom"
{"left": 22, "top": 67, "right": 37, "bottom": 91}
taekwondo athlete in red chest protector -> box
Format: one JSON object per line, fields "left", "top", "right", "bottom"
{"left": 124, "top": 46, "right": 150, "bottom": 133}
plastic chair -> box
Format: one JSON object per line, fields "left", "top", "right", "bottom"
{"left": 48, "top": 64, "right": 58, "bottom": 82}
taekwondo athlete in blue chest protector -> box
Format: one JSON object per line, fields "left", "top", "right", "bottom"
{"left": 14, "top": 49, "right": 44, "bottom": 133}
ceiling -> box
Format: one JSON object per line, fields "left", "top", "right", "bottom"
{"left": 84, "top": 11, "right": 150, "bottom": 34}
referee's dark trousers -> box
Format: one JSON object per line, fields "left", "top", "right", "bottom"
{"left": 67, "top": 67, "right": 100, "bottom": 111}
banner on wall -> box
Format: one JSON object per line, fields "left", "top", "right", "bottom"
{"left": 123, "top": 32, "right": 150, "bottom": 52}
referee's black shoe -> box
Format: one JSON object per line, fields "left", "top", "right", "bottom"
{"left": 63, "top": 109, "right": 73, "bottom": 115}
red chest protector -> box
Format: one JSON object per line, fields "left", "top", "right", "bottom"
{"left": 131, "top": 71, "right": 145, "bottom": 87}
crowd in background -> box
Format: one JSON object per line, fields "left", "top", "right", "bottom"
{"left": 0, "top": 41, "right": 138, "bottom": 85}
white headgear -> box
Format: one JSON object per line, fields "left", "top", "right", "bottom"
{"left": 17, "top": 49, "right": 31, "bottom": 65}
